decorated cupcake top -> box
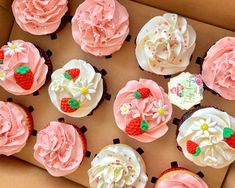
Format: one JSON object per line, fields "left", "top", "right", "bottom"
{"left": 0, "top": 101, "right": 31, "bottom": 156}
{"left": 88, "top": 144, "right": 148, "bottom": 188}
{"left": 136, "top": 13, "right": 196, "bottom": 75}
{"left": 72, "top": 0, "right": 129, "bottom": 56}
{"left": 12, "top": 0, "right": 68, "bottom": 35}
{"left": 34, "top": 121, "right": 86, "bottom": 177}
{"left": 0, "top": 40, "right": 48, "bottom": 95}
{"left": 114, "top": 79, "right": 172, "bottom": 142}
{"left": 168, "top": 72, "right": 204, "bottom": 110}
{"left": 48, "top": 59, "right": 103, "bottom": 117}
{"left": 177, "top": 107, "right": 235, "bottom": 168}
{"left": 202, "top": 37, "right": 235, "bottom": 100}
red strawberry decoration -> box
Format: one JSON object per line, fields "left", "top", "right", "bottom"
{"left": 223, "top": 127, "right": 235, "bottom": 148}
{"left": 64, "top": 68, "right": 80, "bottom": 80}
{"left": 134, "top": 88, "right": 151, "bottom": 99}
{"left": 60, "top": 98, "right": 80, "bottom": 113}
{"left": 0, "top": 50, "right": 4, "bottom": 64}
{"left": 186, "top": 140, "right": 201, "bottom": 156}
{"left": 125, "top": 117, "right": 149, "bottom": 136}
{"left": 14, "top": 65, "right": 34, "bottom": 90}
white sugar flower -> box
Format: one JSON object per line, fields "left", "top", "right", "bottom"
{"left": 192, "top": 118, "right": 217, "bottom": 138}
{"left": 4, "top": 42, "right": 25, "bottom": 56}
{"left": 75, "top": 79, "right": 96, "bottom": 102}
{"left": 152, "top": 100, "right": 169, "bottom": 124}
{"left": 51, "top": 80, "right": 64, "bottom": 92}
{"left": 120, "top": 103, "right": 131, "bottom": 115}
{"left": 0, "top": 69, "right": 6, "bottom": 80}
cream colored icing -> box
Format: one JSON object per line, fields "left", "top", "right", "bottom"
{"left": 34, "top": 121, "right": 84, "bottom": 177}
{"left": 88, "top": 144, "right": 148, "bottom": 188}
{"left": 12, "top": 0, "right": 68, "bottom": 35}
{"left": 136, "top": 13, "right": 196, "bottom": 75}
{"left": 48, "top": 59, "right": 103, "bottom": 117}
{"left": 177, "top": 107, "right": 235, "bottom": 168}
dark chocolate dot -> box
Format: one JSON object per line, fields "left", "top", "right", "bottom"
{"left": 125, "top": 34, "right": 132, "bottom": 42}
{"left": 58, "top": 117, "right": 65, "bottom": 122}
{"left": 197, "top": 171, "right": 204, "bottom": 178}
{"left": 100, "top": 69, "right": 107, "bottom": 76}
{"left": 151, "top": 177, "right": 158, "bottom": 184}
{"left": 33, "top": 91, "right": 39, "bottom": 96}
{"left": 136, "top": 147, "right": 144, "bottom": 155}
{"left": 68, "top": 15, "right": 73, "bottom": 22}
{"left": 50, "top": 33, "right": 57, "bottom": 40}
{"left": 85, "top": 151, "right": 91, "bottom": 158}
{"left": 113, "top": 138, "right": 120, "bottom": 144}
{"left": 196, "top": 57, "right": 204, "bottom": 65}
{"left": 138, "top": 65, "right": 144, "bottom": 71}
{"left": 173, "top": 118, "right": 180, "bottom": 126}
{"left": 171, "top": 161, "right": 178, "bottom": 167}
{"left": 80, "top": 126, "right": 87, "bottom": 133}
{"left": 6, "top": 98, "right": 13, "bottom": 102}
{"left": 28, "top": 106, "right": 34, "bottom": 112}
{"left": 46, "top": 50, "right": 53, "bottom": 57}
{"left": 105, "top": 55, "right": 112, "bottom": 59}
{"left": 164, "top": 75, "right": 172, "bottom": 79}
{"left": 32, "top": 129, "right": 37, "bottom": 136}
{"left": 105, "top": 93, "right": 112, "bottom": 101}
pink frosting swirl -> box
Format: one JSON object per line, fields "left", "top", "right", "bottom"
{"left": 72, "top": 0, "right": 129, "bottom": 56}
{"left": 0, "top": 40, "right": 48, "bottom": 95}
{"left": 34, "top": 121, "right": 86, "bottom": 177}
{"left": 157, "top": 173, "right": 208, "bottom": 188}
{"left": 0, "top": 101, "right": 30, "bottom": 156}
{"left": 202, "top": 37, "right": 235, "bottom": 100}
{"left": 113, "top": 79, "right": 172, "bottom": 142}
{"left": 12, "top": 0, "right": 68, "bottom": 35}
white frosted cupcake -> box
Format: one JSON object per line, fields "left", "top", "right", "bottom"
{"left": 136, "top": 13, "right": 196, "bottom": 75}
{"left": 88, "top": 144, "right": 148, "bottom": 188}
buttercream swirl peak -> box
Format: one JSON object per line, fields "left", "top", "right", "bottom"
{"left": 136, "top": 13, "right": 196, "bottom": 75}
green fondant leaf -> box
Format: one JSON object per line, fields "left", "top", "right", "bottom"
{"left": 134, "top": 91, "right": 142, "bottom": 99}
{"left": 193, "top": 146, "right": 201, "bottom": 157}
{"left": 16, "top": 65, "right": 29, "bottom": 74}
{"left": 140, "top": 120, "right": 149, "bottom": 131}
{"left": 68, "top": 98, "right": 80, "bottom": 109}
{"left": 223, "top": 127, "right": 234, "bottom": 138}
{"left": 64, "top": 72, "right": 72, "bottom": 80}
{"left": 0, "top": 59, "right": 3, "bottom": 64}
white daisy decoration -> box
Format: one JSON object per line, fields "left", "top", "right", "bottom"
{"left": 152, "top": 100, "right": 169, "bottom": 124}
{"left": 204, "top": 156, "right": 218, "bottom": 166}
{"left": 0, "top": 69, "right": 6, "bottom": 80}
{"left": 191, "top": 118, "right": 217, "bottom": 138}
{"left": 75, "top": 79, "right": 96, "bottom": 102}
{"left": 120, "top": 103, "right": 131, "bottom": 115}
{"left": 51, "top": 80, "right": 64, "bottom": 92}
{"left": 4, "top": 42, "right": 25, "bottom": 56}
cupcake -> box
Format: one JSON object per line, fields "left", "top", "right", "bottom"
{"left": 168, "top": 72, "right": 204, "bottom": 110}
{"left": 88, "top": 144, "right": 148, "bottom": 187}
{"left": 0, "top": 40, "right": 52, "bottom": 95}
{"left": 177, "top": 106, "right": 235, "bottom": 168}
{"left": 136, "top": 13, "right": 196, "bottom": 75}
{"left": 12, "top": 0, "right": 69, "bottom": 35}
{"left": 202, "top": 37, "right": 235, "bottom": 100}
{"left": 34, "top": 121, "right": 86, "bottom": 177}
{"left": 72, "top": 0, "right": 129, "bottom": 56}
{"left": 0, "top": 101, "right": 33, "bottom": 156}
{"left": 113, "top": 79, "right": 172, "bottom": 142}
{"left": 48, "top": 59, "right": 105, "bottom": 117}
{"left": 154, "top": 167, "right": 208, "bottom": 188}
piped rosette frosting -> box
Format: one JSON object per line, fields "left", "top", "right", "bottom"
{"left": 48, "top": 59, "right": 103, "bottom": 117}
{"left": 72, "top": 0, "right": 129, "bottom": 56}
{"left": 177, "top": 107, "right": 235, "bottom": 168}
{"left": 202, "top": 37, "right": 235, "bottom": 100}
{"left": 12, "top": 0, "right": 68, "bottom": 35}
{"left": 88, "top": 144, "right": 148, "bottom": 188}
{"left": 136, "top": 13, "right": 196, "bottom": 75}
{"left": 0, "top": 40, "right": 48, "bottom": 95}
{"left": 114, "top": 79, "right": 172, "bottom": 142}
{"left": 34, "top": 121, "right": 86, "bottom": 177}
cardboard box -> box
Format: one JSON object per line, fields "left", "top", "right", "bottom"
{"left": 0, "top": 0, "right": 234, "bottom": 187}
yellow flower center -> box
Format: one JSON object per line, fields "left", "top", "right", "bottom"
{"left": 80, "top": 87, "right": 88, "bottom": 95}
{"left": 53, "top": 84, "right": 59, "bottom": 89}
{"left": 123, "top": 106, "right": 128, "bottom": 112}
{"left": 10, "top": 45, "right": 17, "bottom": 50}
{"left": 0, "top": 71, "right": 4, "bottom": 78}
{"left": 157, "top": 107, "right": 165, "bottom": 116}
{"left": 201, "top": 123, "right": 208, "bottom": 130}
{"left": 208, "top": 159, "right": 213, "bottom": 163}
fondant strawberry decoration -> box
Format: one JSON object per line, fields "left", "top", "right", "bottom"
{"left": 64, "top": 68, "right": 80, "bottom": 80}
{"left": 60, "top": 98, "right": 80, "bottom": 113}
{"left": 125, "top": 117, "right": 149, "bottom": 136}
{"left": 14, "top": 65, "right": 34, "bottom": 90}
{"left": 186, "top": 140, "right": 201, "bottom": 156}
{"left": 223, "top": 127, "right": 235, "bottom": 148}
{"left": 0, "top": 50, "right": 4, "bottom": 64}
{"left": 134, "top": 88, "right": 151, "bottom": 99}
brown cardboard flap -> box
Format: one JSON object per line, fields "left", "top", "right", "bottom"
{"left": 131, "top": 0, "right": 235, "bottom": 31}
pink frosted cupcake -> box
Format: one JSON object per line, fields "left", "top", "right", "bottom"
{"left": 0, "top": 40, "right": 52, "bottom": 95}
{"left": 0, "top": 101, "right": 33, "bottom": 156}
{"left": 12, "top": 0, "right": 69, "bottom": 35}
{"left": 202, "top": 37, "right": 235, "bottom": 100}
{"left": 72, "top": 0, "right": 129, "bottom": 56}
{"left": 34, "top": 121, "right": 86, "bottom": 177}
{"left": 113, "top": 79, "right": 172, "bottom": 142}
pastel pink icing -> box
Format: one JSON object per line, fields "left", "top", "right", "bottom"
{"left": 0, "top": 101, "right": 30, "bottom": 156}
{"left": 0, "top": 40, "right": 48, "bottom": 95}
{"left": 34, "top": 121, "right": 85, "bottom": 177}
{"left": 113, "top": 79, "right": 172, "bottom": 142}
{"left": 72, "top": 0, "right": 129, "bottom": 56}
{"left": 157, "top": 173, "right": 208, "bottom": 188}
{"left": 202, "top": 37, "right": 235, "bottom": 100}
{"left": 12, "top": 0, "right": 68, "bottom": 35}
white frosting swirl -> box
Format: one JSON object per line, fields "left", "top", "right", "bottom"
{"left": 177, "top": 107, "right": 235, "bottom": 168}
{"left": 88, "top": 144, "right": 148, "bottom": 188}
{"left": 136, "top": 13, "right": 196, "bottom": 75}
{"left": 48, "top": 59, "right": 103, "bottom": 117}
